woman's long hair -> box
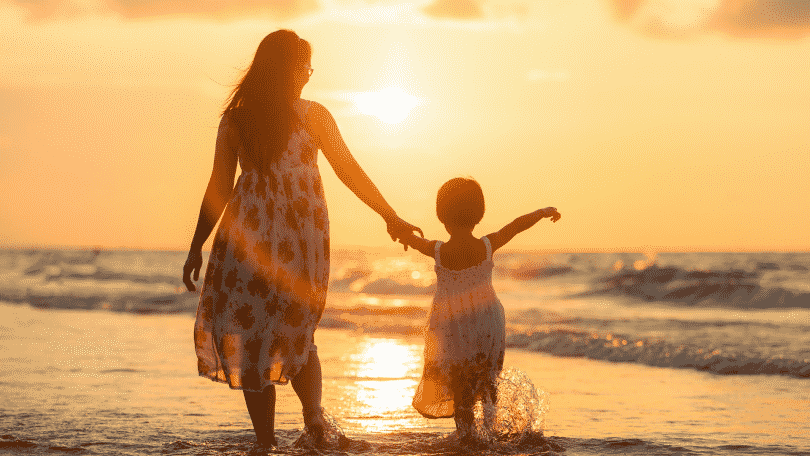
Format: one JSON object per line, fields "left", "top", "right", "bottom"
{"left": 223, "top": 30, "right": 312, "bottom": 171}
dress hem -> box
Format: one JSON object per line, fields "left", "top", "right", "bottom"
{"left": 413, "top": 400, "right": 455, "bottom": 419}
{"left": 198, "top": 371, "right": 290, "bottom": 392}
{"left": 414, "top": 409, "right": 455, "bottom": 419}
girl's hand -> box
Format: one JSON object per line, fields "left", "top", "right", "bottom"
{"left": 183, "top": 250, "right": 203, "bottom": 292}
{"left": 541, "top": 207, "right": 562, "bottom": 222}
{"left": 386, "top": 216, "right": 424, "bottom": 250}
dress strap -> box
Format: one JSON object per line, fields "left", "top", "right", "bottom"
{"left": 482, "top": 236, "right": 492, "bottom": 261}
{"left": 294, "top": 98, "right": 312, "bottom": 118}
{"left": 296, "top": 99, "right": 316, "bottom": 139}
{"left": 301, "top": 99, "right": 312, "bottom": 117}
{"left": 434, "top": 241, "right": 443, "bottom": 265}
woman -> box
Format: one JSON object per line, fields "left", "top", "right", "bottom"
{"left": 182, "top": 29, "right": 421, "bottom": 448}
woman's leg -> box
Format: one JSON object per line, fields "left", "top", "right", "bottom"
{"left": 243, "top": 385, "right": 277, "bottom": 446}
{"left": 291, "top": 349, "right": 325, "bottom": 442}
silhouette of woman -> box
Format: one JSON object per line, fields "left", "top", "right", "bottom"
{"left": 181, "top": 29, "right": 421, "bottom": 448}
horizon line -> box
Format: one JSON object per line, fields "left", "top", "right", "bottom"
{"left": 1, "top": 243, "right": 809, "bottom": 254}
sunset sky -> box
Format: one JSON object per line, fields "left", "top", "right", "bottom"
{"left": 1, "top": 0, "right": 808, "bottom": 252}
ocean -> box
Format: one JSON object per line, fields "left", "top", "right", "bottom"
{"left": 1, "top": 248, "right": 808, "bottom": 455}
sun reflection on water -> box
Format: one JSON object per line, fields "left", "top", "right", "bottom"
{"left": 352, "top": 339, "right": 414, "bottom": 379}
{"left": 340, "top": 338, "right": 423, "bottom": 433}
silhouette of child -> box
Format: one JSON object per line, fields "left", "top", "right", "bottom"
{"left": 398, "top": 177, "right": 561, "bottom": 441}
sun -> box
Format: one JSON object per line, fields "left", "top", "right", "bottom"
{"left": 351, "top": 87, "right": 420, "bottom": 125}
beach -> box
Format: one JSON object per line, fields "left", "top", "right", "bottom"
{"left": 1, "top": 249, "right": 809, "bottom": 455}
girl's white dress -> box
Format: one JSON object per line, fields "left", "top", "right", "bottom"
{"left": 412, "top": 236, "right": 506, "bottom": 419}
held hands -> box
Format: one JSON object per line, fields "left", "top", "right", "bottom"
{"left": 386, "top": 216, "right": 424, "bottom": 251}
{"left": 183, "top": 250, "right": 203, "bottom": 292}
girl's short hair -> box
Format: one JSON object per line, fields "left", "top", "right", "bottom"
{"left": 436, "top": 177, "right": 485, "bottom": 228}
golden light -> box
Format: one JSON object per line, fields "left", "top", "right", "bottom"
{"left": 354, "top": 339, "right": 415, "bottom": 379}
{"left": 353, "top": 379, "right": 418, "bottom": 432}
{"left": 342, "top": 338, "right": 423, "bottom": 432}
{"left": 351, "top": 87, "right": 420, "bottom": 124}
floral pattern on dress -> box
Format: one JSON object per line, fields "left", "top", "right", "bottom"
{"left": 194, "top": 99, "right": 329, "bottom": 391}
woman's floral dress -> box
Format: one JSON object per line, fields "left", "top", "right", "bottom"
{"left": 194, "top": 99, "right": 329, "bottom": 391}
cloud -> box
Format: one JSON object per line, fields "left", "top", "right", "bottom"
{"left": 712, "top": 0, "right": 810, "bottom": 37}
{"left": 8, "top": 0, "right": 320, "bottom": 20}
{"left": 608, "top": 0, "right": 810, "bottom": 38}
{"left": 3, "top": 0, "right": 98, "bottom": 18}
{"left": 6, "top": 0, "right": 534, "bottom": 24}
{"left": 419, "top": 0, "right": 533, "bottom": 22}
{"left": 610, "top": 0, "right": 646, "bottom": 19}
{"left": 422, "top": 0, "right": 483, "bottom": 19}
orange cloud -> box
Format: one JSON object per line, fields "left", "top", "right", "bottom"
{"left": 607, "top": 0, "right": 810, "bottom": 38}
{"left": 10, "top": 0, "right": 319, "bottom": 20}
{"left": 7, "top": 0, "right": 61, "bottom": 19}
{"left": 712, "top": 0, "right": 810, "bottom": 37}
{"left": 422, "top": 0, "right": 483, "bottom": 19}
{"left": 610, "top": 0, "right": 646, "bottom": 19}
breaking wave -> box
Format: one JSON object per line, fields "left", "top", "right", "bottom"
{"left": 506, "top": 329, "right": 810, "bottom": 379}
{"left": 578, "top": 264, "right": 810, "bottom": 308}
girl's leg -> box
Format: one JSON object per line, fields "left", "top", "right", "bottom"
{"left": 243, "top": 385, "right": 277, "bottom": 446}
{"left": 482, "top": 379, "right": 498, "bottom": 433}
{"left": 291, "top": 349, "right": 325, "bottom": 442}
{"left": 453, "top": 381, "right": 475, "bottom": 440}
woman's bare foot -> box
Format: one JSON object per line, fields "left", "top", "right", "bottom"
{"left": 256, "top": 437, "right": 278, "bottom": 448}
{"left": 303, "top": 409, "right": 327, "bottom": 447}
{"left": 249, "top": 439, "right": 279, "bottom": 455}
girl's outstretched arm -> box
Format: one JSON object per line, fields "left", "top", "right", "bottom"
{"left": 486, "top": 207, "right": 561, "bottom": 252}
{"left": 398, "top": 232, "right": 437, "bottom": 258}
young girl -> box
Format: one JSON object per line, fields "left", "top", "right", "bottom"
{"left": 398, "top": 177, "right": 561, "bottom": 441}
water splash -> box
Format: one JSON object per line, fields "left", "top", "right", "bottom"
{"left": 293, "top": 408, "right": 350, "bottom": 450}
{"left": 470, "top": 367, "right": 549, "bottom": 444}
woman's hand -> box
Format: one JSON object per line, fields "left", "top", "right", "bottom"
{"left": 386, "top": 216, "right": 424, "bottom": 251}
{"left": 183, "top": 250, "right": 203, "bottom": 292}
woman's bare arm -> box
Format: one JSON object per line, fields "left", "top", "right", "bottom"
{"left": 309, "top": 101, "right": 422, "bottom": 243}
{"left": 183, "top": 115, "right": 239, "bottom": 291}
{"left": 486, "top": 207, "right": 561, "bottom": 252}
